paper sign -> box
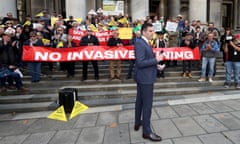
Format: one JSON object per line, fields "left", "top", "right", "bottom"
{"left": 48, "top": 106, "right": 67, "bottom": 122}
{"left": 118, "top": 28, "right": 133, "bottom": 39}
{"left": 152, "top": 23, "right": 162, "bottom": 32}
{"left": 69, "top": 101, "right": 89, "bottom": 120}
{"left": 165, "top": 21, "right": 178, "bottom": 32}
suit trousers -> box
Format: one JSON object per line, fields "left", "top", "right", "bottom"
{"left": 109, "top": 60, "right": 121, "bottom": 78}
{"left": 135, "top": 83, "right": 153, "bottom": 135}
{"left": 82, "top": 60, "right": 99, "bottom": 79}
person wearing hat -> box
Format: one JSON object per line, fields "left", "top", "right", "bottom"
{"left": 4, "top": 20, "right": 15, "bottom": 37}
{"left": 79, "top": 28, "right": 100, "bottom": 81}
{"left": 23, "top": 31, "right": 44, "bottom": 83}
{"left": 0, "top": 32, "right": 28, "bottom": 91}
{"left": 154, "top": 32, "right": 169, "bottom": 78}
{"left": 181, "top": 32, "right": 196, "bottom": 78}
{"left": 1, "top": 12, "right": 13, "bottom": 25}
{"left": 223, "top": 38, "right": 240, "bottom": 89}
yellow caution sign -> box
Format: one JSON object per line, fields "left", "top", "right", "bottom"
{"left": 48, "top": 106, "right": 67, "bottom": 122}
{"left": 69, "top": 101, "right": 88, "bottom": 120}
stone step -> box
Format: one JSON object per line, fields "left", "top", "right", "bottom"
{"left": 0, "top": 85, "right": 237, "bottom": 114}
{"left": 0, "top": 79, "right": 227, "bottom": 104}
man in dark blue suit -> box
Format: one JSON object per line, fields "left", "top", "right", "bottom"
{"left": 133, "top": 23, "right": 163, "bottom": 142}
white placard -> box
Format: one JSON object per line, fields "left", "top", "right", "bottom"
{"left": 152, "top": 23, "right": 162, "bottom": 32}
{"left": 165, "top": 21, "right": 178, "bottom": 32}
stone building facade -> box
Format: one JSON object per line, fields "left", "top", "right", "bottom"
{"left": 1, "top": 0, "right": 240, "bottom": 30}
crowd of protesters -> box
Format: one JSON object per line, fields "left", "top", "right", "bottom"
{"left": 0, "top": 9, "right": 240, "bottom": 92}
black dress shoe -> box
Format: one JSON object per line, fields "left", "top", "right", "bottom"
{"left": 143, "top": 133, "right": 162, "bottom": 141}
{"left": 134, "top": 124, "right": 141, "bottom": 131}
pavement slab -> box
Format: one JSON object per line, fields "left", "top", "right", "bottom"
{"left": 0, "top": 119, "right": 36, "bottom": 136}
{"left": 73, "top": 113, "right": 98, "bottom": 128}
{"left": 151, "top": 119, "right": 181, "bottom": 139}
{"left": 172, "top": 136, "right": 203, "bottom": 144}
{"left": 154, "top": 106, "right": 179, "bottom": 119}
{"left": 230, "top": 111, "right": 240, "bottom": 119}
{"left": 96, "top": 111, "right": 119, "bottom": 126}
{"left": 21, "top": 131, "right": 56, "bottom": 144}
{"left": 221, "top": 100, "right": 240, "bottom": 111}
{"left": 48, "top": 129, "right": 81, "bottom": 144}
{"left": 193, "top": 115, "right": 228, "bottom": 133}
{"left": 0, "top": 134, "right": 29, "bottom": 144}
{"left": 205, "top": 101, "right": 234, "bottom": 113}
{"left": 189, "top": 103, "right": 216, "bottom": 114}
{"left": 103, "top": 123, "right": 130, "bottom": 144}
{"left": 76, "top": 126, "right": 105, "bottom": 144}
{"left": 223, "top": 130, "right": 240, "bottom": 144}
{"left": 145, "top": 139, "right": 173, "bottom": 144}
{"left": 118, "top": 109, "right": 135, "bottom": 124}
{"left": 24, "top": 118, "right": 78, "bottom": 133}
{"left": 172, "top": 117, "right": 206, "bottom": 136}
{"left": 212, "top": 113, "right": 240, "bottom": 130}
{"left": 199, "top": 133, "right": 233, "bottom": 144}
{"left": 172, "top": 105, "right": 198, "bottom": 117}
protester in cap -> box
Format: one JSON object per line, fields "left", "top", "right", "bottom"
{"left": 1, "top": 12, "right": 13, "bottom": 25}
{"left": 190, "top": 20, "right": 197, "bottom": 33}
{"left": 4, "top": 20, "right": 15, "bottom": 37}
{"left": 194, "top": 26, "right": 206, "bottom": 48}
{"left": 182, "top": 20, "right": 191, "bottom": 38}
{"left": 107, "top": 30, "right": 123, "bottom": 80}
{"left": 12, "top": 26, "right": 26, "bottom": 67}
{"left": 198, "top": 33, "right": 219, "bottom": 83}
{"left": 181, "top": 32, "right": 196, "bottom": 78}
{"left": 63, "top": 35, "right": 77, "bottom": 78}
{"left": 24, "top": 31, "right": 44, "bottom": 83}
{"left": 206, "top": 22, "right": 220, "bottom": 43}
{"left": 220, "top": 27, "right": 233, "bottom": 63}
{"left": 223, "top": 38, "right": 240, "bottom": 89}
{"left": 79, "top": 28, "right": 100, "bottom": 81}
{"left": 66, "top": 16, "right": 76, "bottom": 34}
{"left": 0, "top": 25, "right": 5, "bottom": 39}
{"left": 0, "top": 32, "right": 28, "bottom": 91}
{"left": 154, "top": 32, "right": 169, "bottom": 78}
{"left": 126, "top": 30, "right": 141, "bottom": 79}
{"left": 176, "top": 14, "right": 185, "bottom": 46}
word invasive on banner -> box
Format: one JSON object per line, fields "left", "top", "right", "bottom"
{"left": 23, "top": 46, "right": 200, "bottom": 62}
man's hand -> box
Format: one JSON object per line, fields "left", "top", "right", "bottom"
{"left": 156, "top": 54, "right": 163, "bottom": 62}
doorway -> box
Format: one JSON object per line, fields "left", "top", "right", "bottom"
{"left": 221, "top": 2, "right": 233, "bottom": 28}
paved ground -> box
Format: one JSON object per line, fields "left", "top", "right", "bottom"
{"left": 1, "top": 92, "right": 240, "bottom": 144}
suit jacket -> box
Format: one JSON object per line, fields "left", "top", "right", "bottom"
{"left": 80, "top": 34, "right": 99, "bottom": 46}
{"left": 134, "top": 37, "right": 158, "bottom": 84}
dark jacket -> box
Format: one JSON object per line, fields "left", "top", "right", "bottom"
{"left": 80, "top": 34, "right": 99, "bottom": 46}
{"left": 0, "top": 41, "right": 18, "bottom": 66}
{"left": 107, "top": 37, "right": 123, "bottom": 46}
{"left": 134, "top": 37, "right": 158, "bottom": 84}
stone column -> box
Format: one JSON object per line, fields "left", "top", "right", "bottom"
{"left": 131, "top": 0, "right": 149, "bottom": 21}
{"left": 0, "top": 0, "right": 17, "bottom": 17}
{"left": 189, "top": 0, "right": 207, "bottom": 23}
{"left": 209, "top": 0, "right": 222, "bottom": 28}
{"left": 159, "top": 0, "right": 166, "bottom": 17}
{"left": 168, "top": 0, "right": 180, "bottom": 20}
{"left": 66, "top": 0, "right": 86, "bottom": 19}
{"left": 237, "top": 0, "right": 240, "bottom": 29}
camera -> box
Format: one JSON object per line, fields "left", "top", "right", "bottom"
{"left": 225, "top": 36, "right": 233, "bottom": 43}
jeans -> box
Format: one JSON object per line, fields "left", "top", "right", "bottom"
{"left": 28, "top": 62, "right": 41, "bottom": 82}
{"left": 225, "top": 61, "right": 240, "bottom": 85}
{"left": 201, "top": 57, "right": 216, "bottom": 78}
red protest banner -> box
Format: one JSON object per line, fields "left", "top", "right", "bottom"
{"left": 68, "top": 29, "right": 112, "bottom": 46}
{"left": 22, "top": 46, "right": 200, "bottom": 62}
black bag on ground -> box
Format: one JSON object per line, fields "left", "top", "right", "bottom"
{"left": 58, "top": 88, "right": 78, "bottom": 113}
